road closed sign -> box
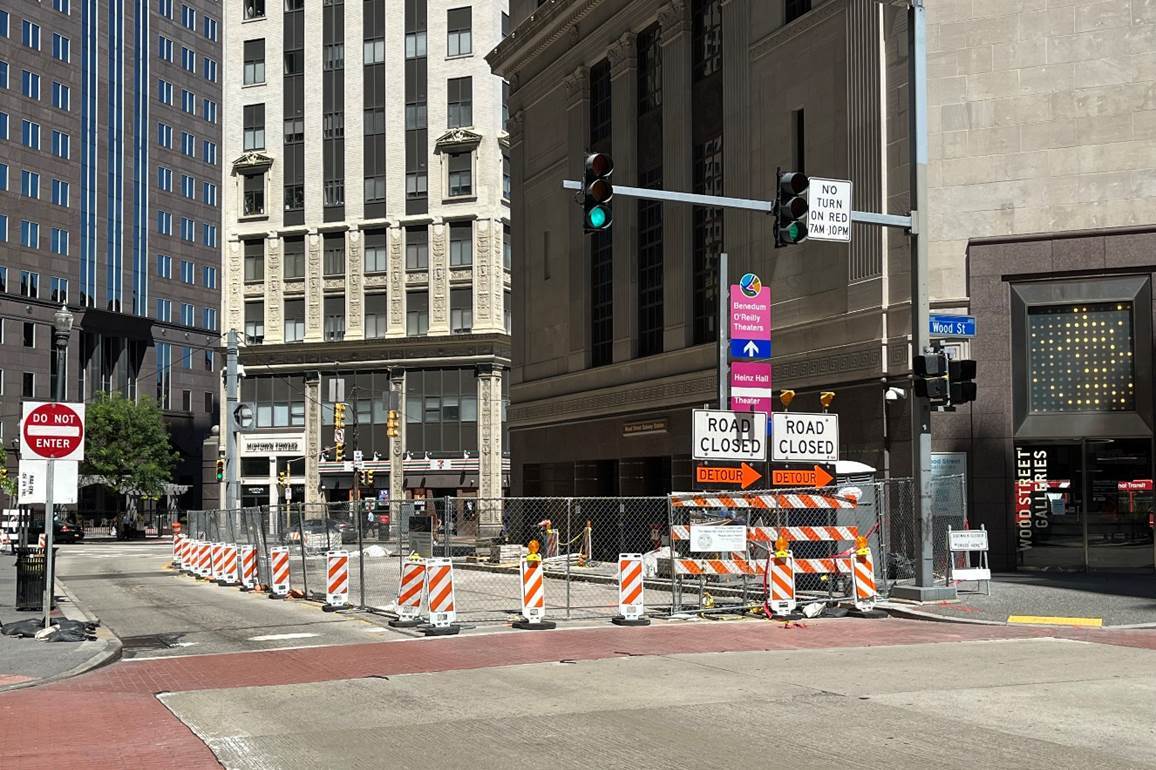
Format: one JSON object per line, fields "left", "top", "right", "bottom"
{"left": 692, "top": 409, "right": 767, "bottom": 462}
{"left": 771, "top": 412, "right": 838, "bottom": 463}
{"left": 21, "top": 401, "right": 85, "bottom": 461}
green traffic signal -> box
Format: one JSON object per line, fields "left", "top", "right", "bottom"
{"left": 587, "top": 205, "right": 609, "bottom": 230}
{"left": 782, "top": 220, "right": 807, "bottom": 243}
{"left": 583, "top": 153, "right": 614, "bottom": 233}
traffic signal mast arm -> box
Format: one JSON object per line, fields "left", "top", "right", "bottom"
{"left": 561, "top": 179, "right": 913, "bottom": 230}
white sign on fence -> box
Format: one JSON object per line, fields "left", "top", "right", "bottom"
{"left": 690, "top": 525, "right": 748, "bottom": 553}
{"left": 948, "top": 529, "right": 989, "bottom": 553}
{"left": 771, "top": 412, "right": 839, "bottom": 463}
{"left": 807, "top": 177, "right": 853, "bottom": 243}
{"left": 692, "top": 409, "right": 767, "bottom": 462}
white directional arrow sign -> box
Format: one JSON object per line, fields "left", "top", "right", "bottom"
{"left": 742, "top": 340, "right": 759, "bottom": 357}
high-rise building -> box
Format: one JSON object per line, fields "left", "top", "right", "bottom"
{"left": 0, "top": 0, "right": 223, "bottom": 510}
{"left": 221, "top": 0, "right": 511, "bottom": 524}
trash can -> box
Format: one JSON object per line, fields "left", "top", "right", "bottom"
{"left": 14, "top": 546, "right": 57, "bottom": 612}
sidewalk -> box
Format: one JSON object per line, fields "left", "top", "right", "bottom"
{"left": 885, "top": 572, "right": 1156, "bottom": 627}
{"left": 0, "top": 551, "right": 121, "bottom": 691}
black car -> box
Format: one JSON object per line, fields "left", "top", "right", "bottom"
{"left": 24, "top": 520, "right": 86, "bottom": 545}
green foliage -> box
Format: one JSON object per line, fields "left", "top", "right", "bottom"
{"left": 82, "top": 394, "right": 179, "bottom": 499}
{"left": 0, "top": 443, "right": 15, "bottom": 500}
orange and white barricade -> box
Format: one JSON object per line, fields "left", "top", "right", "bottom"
{"left": 197, "top": 541, "right": 211, "bottom": 578}
{"left": 219, "top": 543, "right": 239, "bottom": 586}
{"left": 180, "top": 539, "right": 195, "bottom": 573}
{"left": 210, "top": 542, "right": 224, "bottom": 582}
{"left": 766, "top": 537, "right": 797, "bottom": 617}
{"left": 513, "top": 540, "right": 554, "bottom": 630}
{"left": 323, "top": 550, "right": 350, "bottom": 611}
{"left": 851, "top": 536, "right": 880, "bottom": 614}
{"left": 172, "top": 533, "right": 185, "bottom": 565}
{"left": 421, "top": 557, "right": 460, "bottom": 636}
{"left": 612, "top": 553, "right": 649, "bottom": 626}
{"left": 238, "top": 544, "right": 258, "bottom": 591}
{"left": 268, "top": 546, "right": 291, "bottom": 598}
{"left": 389, "top": 555, "right": 426, "bottom": 628}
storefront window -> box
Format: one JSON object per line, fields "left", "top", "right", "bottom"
{"left": 1028, "top": 303, "right": 1134, "bottom": 414}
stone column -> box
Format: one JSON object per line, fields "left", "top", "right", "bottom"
{"left": 346, "top": 226, "right": 364, "bottom": 340}
{"left": 608, "top": 32, "right": 638, "bottom": 363}
{"left": 389, "top": 367, "right": 406, "bottom": 509}
{"left": 507, "top": 109, "right": 526, "bottom": 367}
{"left": 476, "top": 364, "right": 504, "bottom": 536}
{"left": 429, "top": 221, "right": 450, "bottom": 335}
{"left": 225, "top": 237, "right": 243, "bottom": 336}
{"left": 387, "top": 226, "right": 406, "bottom": 338}
{"left": 305, "top": 372, "right": 322, "bottom": 505}
{"left": 721, "top": 0, "right": 752, "bottom": 258}
{"left": 304, "top": 230, "right": 323, "bottom": 343}
{"left": 561, "top": 68, "right": 590, "bottom": 369}
{"left": 660, "top": 0, "right": 692, "bottom": 350}
{"left": 473, "top": 219, "right": 503, "bottom": 333}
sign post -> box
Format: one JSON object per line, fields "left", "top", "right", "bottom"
{"left": 20, "top": 401, "right": 85, "bottom": 629}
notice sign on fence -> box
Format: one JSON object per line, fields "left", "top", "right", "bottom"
{"left": 807, "top": 178, "right": 853, "bottom": 242}
{"left": 690, "top": 525, "right": 747, "bottom": 553}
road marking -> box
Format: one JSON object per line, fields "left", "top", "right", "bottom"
{"left": 247, "top": 632, "right": 321, "bottom": 642}
{"left": 1007, "top": 615, "right": 1103, "bottom": 628}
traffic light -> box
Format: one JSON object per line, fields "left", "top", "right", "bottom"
{"left": 949, "top": 359, "right": 978, "bottom": 404}
{"left": 334, "top": 441, "right": 344, "bottom": 462}
{"left": 775, "top": 170, "right": 809, "bottom": 247}
{"left": 334, "top": 402, "right": 346, "bottom": 428}
{"left": 215, "top": 458, "right": 225, "bottom": 482}
{"left": 278, "top": 470, "right": 288, "bottom": 486}
{"left": 366, "top": 469, "right": 375, "bottom": 487}
{"left": 386, "top": 409, "right": 400, "bottom": 438}
{"left": 914, "top": 352, "right": 949, "bottom": 403}
{"left": 583, "top": 152, "right": 613, "bottom": 233}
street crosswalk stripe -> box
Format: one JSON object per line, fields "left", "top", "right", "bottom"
{"left": 247, "top": 632, "right": 321, "bottom": 641}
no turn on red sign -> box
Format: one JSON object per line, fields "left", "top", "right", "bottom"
{"left": 21, "top": 402, "right": 85, "bottom": 461}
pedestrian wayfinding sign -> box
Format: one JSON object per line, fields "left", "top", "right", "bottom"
{"left": 730, "top": 275, "right": 771, "bottom": 361}
{"left": 807, "top": 178, "right": 853, "bottom": 242}
{"left": 21, "top": 402, "right": 85, "bottom": 461}
{"left": 693, "top": 409, "right": 767, "bottom": 462}
{"left": 770, "top": 412, "right": 839, "bottom": 463}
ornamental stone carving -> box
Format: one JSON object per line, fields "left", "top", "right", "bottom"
{"left": 346, "top": 228, "right": 363, "bottom": 338}
{"left": 388, "top": 228, "right": 405, "bottom": 335}
{"left": 226, "top": 239, "right": 243, "bottom": 334}
{"left": 562, "top": 66, "right": 588, "bottom": 108}
{"left": 607, "top": 32, "right": 636, "bottom": 78}
{"left": 658, "top": 0, "right": 688, "bottom": 38}
{"left": 305, "top": 232, "right": 322, "bottom": 340}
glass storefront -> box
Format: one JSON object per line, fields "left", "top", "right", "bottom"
{"left": 1014, "top": 439, "right": 1155, "bottom": 572}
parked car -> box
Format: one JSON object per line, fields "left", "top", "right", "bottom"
{"left": 23, "top": 519, "right": 86, "bottom": 545}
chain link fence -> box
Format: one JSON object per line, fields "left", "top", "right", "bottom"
{"left": 180, "top": 476, "right": 962, "bottom": 622}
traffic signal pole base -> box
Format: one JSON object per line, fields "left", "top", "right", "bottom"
{"left": 890, "top": 584, "right": 957, "bottom": 602}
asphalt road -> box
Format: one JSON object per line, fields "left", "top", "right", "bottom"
{"left": 56, "top": 541, "right": 398, "bottom": 658}
{"left": 161, "top": 635, "right": 1156, "bottom": 769}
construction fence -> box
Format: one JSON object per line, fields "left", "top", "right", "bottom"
{"left": 179, "top": 475, "right": 965, "bottom": 622}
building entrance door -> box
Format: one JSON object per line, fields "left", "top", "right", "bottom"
{"left": 1085, "top": 439, "right": 1155, "bottom": 572}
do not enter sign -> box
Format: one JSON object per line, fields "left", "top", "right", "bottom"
{"left": 21, "top": 402, "right": 85, "bottom": 461}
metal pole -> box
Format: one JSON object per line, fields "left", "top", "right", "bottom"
{"left": 718, "top": 252, "right": 729, "bottom": 409}
{"left": 893, "top": 0, "right": 951, "bottom": 601}
{"left": 42, "top": 460, "right": 54, "bottom": 628}
{"left": 225, "top": 329, "right": 240, "bottom": 511}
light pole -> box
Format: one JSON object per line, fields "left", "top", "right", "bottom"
{"left": 43, "top": 304, "right": 73, "bottom": 628}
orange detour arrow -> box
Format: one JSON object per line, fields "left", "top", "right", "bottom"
{"left": 695, "top": 462, "right": 763, "bottom": 490}
{"left": 771, "top": 465, "right": 834, "bottom": 488}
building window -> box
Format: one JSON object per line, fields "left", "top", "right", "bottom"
{"left": 180, "top": 259, "right": 195, "bottom": 284}
{"left": 243, "top": 40, "right": 265, "bottom": 85}
{"left": 283, "top": 299, "right": 305, "bottom": 342}
{"left": 180, "top": 303, "right": 194, "bottom": 326}
{"left": 51, "top": 130, "right": 70, "bottom": 159}
{"left": 447, "top": 77, "right": 472, "bottom": 128}
{"left": 244, "top": 0, "right": 265, "bottom": 19}
{"left": 406, "top": 100, "right": 427, "bottom": 130}
{"left": 180, "top": 217, "right": 195, "bottom": 241}
{"left": 244, "top": 240, "right": 264, "bottom": 282}
{"left": 51, "top": 33, "right": 70, "bottom": 62}
{"left": 19, "top": 221, "right": 40, "bottom": 250}
{"left": 22, "top": 70, "right": 40, "bottom": 100}
{"left": 324, "top": 43, "right": 344, "bottom": 70}
{"left": 405, "top": 31, "right": 427, "bottom": 59}
{"left": 157, "top": 166, "right": 172, "bottom": 191}
{"left": 365, "top": 175, "right": 385, "bottom": 203}
{"left": 447, "top": 7, "right": 471, "bottom": 57}
{"left": 590, "top": 231, "right": 613, "bottom": 367}
{"left": 22, "top": 20, "right": 41, "bottom": 50}
{"left": 503, "top": 223, "right": 511, "bottom": 270}
{"left": 243, "top": 103, "right": 265, "bottom": 150}
{"left": 590, "top": 60, "right": 611, "bottom": 144}
{"left": 1028, "top": 303, "right": 1135, "bottom": 413}
{"left": 23, "top": 322, "right": 35, "bottom": 348}
{"left": 52, "top": 81, "right": 70, "bottom": 110}
{"left": 502, "top": 81, "right": 509, "bottom": 131}
{"left": 285, "top": 184, "right": 304, "bottom": 213}
{"left": 54, "top": 0, "right": 71, "bottom": 14}
{"left": 406, "top": 172, "right": 427, "bottom": 199}
{"left": 324, "top": 296, "right": 345, "bottom": 341}
{"left": 364, "top": 37, "right": 385, "bottom": 65}
{"left": 785, "top": 0, "right": 812, "bottom": 24}
{"left": 50, "top": 278, "right": 69, "bottom": 304}
{"left": 364, "top": 293, "right": 387, "bottom": 339}
{"left": 637, "top": 172, "right": 664, "bottom": 357}
{"left": 406, "top": 227, "right": 428, "bottom": 271}
{"left": 503, "top": 154, "right": 511, "bottom": 199}
{"left": 20, "top": 170, "right": 40, "bottom": 199}
{"left": 324, "top": 178, "right": 344, "bottom": 207}
{"left": 244, "top": 301, "right": 265, "bottom": 343}
{"left": 181, "top": 174, "right": 195, "bottom": 199}
{"left": 203, "top": 181, "right": 218, "bottom": 206}
{"left": 449, "top": 222, "right": 472, "bottom": 266}
{"left": 639, "top": 26, "right": 662, "bottom": 114}
{"left": 22, "top": 372, "right": 34, "bottom": 398}
{"left": 407, "top": 291, "right": 429, "bottom": 336}
{"left": 52, "top": 178, "right": 69, "bottom": 207}
{"left": 158, "top": 254, "right": 172, "bottom": 279}
{"left": 692, "top": 0, "right": 722, "bottom": 81}
{"left": 50, "top": 228, "right": 69, "bottom": 255}
{"left": 792, "top": 108, "right": 806, "bottom": 173}
{"left": 203, "top": 224, "right": 218, "bottom": 247}
{"left": 22, "top": 119, "right": 41, "bottom": 149}
{"left": 284, "top": 117, "right": 304, "bottom": 143}
{"left": 447, "top": 152, "right": 472, "bottom": 197}
{"left": 323, "top": 234, "right": 345, "bottom": 276}
{"left": 450, "top": 287, "right": 472, "bottom": 333}
{"left": 243, "top": 173, "right": 265, "bottom": 216}
{"left": 364, "top": 107, "right": 385, "bottom": 135}
{"left": 283, "top": 237, "right": 305, "bottom": 279}
{"left": 156, "top": 298, "right": 171, "bottom": 322}
{"left": 364, "top": 230, "right": 387, "bottom": 273}
{"left": 203, "top": 307, "right": 218, "bottom": 331}
{"left": 284, "top": 49, "right": 303, "bottom": 76}
{"left": 203, "top": 265, "right": 217, "bottom": 288}
{"left": 693, "top": 135, "right": 724, "bottom": 343}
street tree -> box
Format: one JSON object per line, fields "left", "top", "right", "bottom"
{"left": 82, "top": 394, "right": 179, "bottom": 511}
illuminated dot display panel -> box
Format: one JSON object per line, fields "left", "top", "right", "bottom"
{"left": 1028, "top": 302, "right": 1134, "bottom": 413}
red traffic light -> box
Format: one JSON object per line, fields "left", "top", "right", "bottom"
{"left": 586, "top": 152, "right": 613, "bottom": 177}
{"left": 779, "top": 171, "right": 809, "bottom": 196}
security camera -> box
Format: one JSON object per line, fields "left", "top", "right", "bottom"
{"left": 884, "top": 387, "right": 906, "bottom": 402}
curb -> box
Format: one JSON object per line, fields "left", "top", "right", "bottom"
{"left": 0, "top": 579, "right": 123, "bottom": 694}
{"left": 879, "top": 600, "right": 1156, "bottom": 630}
